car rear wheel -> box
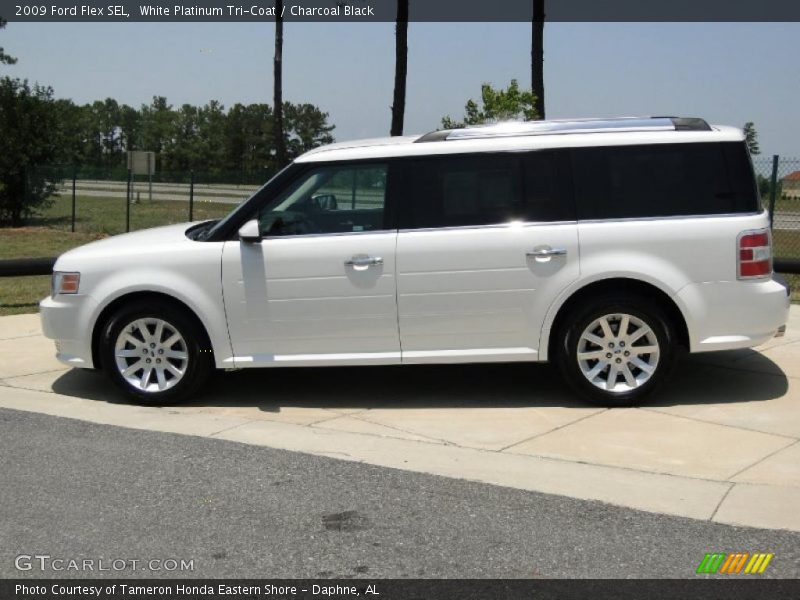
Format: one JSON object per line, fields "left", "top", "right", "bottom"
{"left": 100, "top": 301, "right": 212, "bottom": 404}
{"left": 555, "top": 296, "right": 676, "bottom": 407}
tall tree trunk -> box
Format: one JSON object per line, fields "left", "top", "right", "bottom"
{"left": 390, "top": 0, "right": 409, "bottom": 136}
{"left": 273, "top": 2, "right": 288, "bottom": 168}
{"left": 531, "top": 0, "right": 545, "bottom": 120}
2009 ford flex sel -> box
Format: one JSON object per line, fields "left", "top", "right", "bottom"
{"left": 40, "top": 117, "right": 791, "bottom": 406}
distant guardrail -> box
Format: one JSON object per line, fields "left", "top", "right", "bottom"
{"left": 0, "top": 257, "right": 57, "bottom": 277}
{"left": 775, "top": 258, "right": 800, "bottom": 274}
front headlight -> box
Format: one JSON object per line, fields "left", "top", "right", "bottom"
{"left": 52, "top": 271, "right": 80, "bottom": 295}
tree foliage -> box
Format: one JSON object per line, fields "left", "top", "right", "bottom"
{"left": 743, "top": 122, "right": 760, "bottom": 156}
{"left": 50, "top": 95, "right": 335, "bottom": 176}
{"left": 284, "top": 103, "right": 336, "bottom": 156}
{"left": 757, "top": 173, "right": 782, "bottom": 202}
{"left": 441, "top": 79, "right": 539, "bottom": 129}
{"left": 0, "top": 17, "right": 17, "bottom": 65}
{"left": 0, "top": 15, "right": 334, "bottom": 225}
{"left": 0, "top": 85, "right": 335, "bottom": 224}
{"left": 0, "top": 78, "right": 61, "bottom": 225}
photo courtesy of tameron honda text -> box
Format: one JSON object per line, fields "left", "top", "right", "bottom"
{"left": 40, "top": 117, "right": 790, "bottom": 407}
{"left": 15, "top": 582, "right": 377, "bottom": 596}
{"left": 14, "top": 583, "right": 276, "bottom": 597}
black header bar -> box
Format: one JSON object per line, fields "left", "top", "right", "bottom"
{"left": 3, "top": 0, "right": 800, "bottom": 23}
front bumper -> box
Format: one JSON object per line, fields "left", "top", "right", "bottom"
{"left": 40, "top": 294, "right": 99, "bottom": 368}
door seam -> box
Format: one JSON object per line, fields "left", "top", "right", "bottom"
{"left": 393, "top": 231, "right": 403, "bottom": 363}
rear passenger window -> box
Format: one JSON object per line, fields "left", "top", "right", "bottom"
{"left": 406, "top": 152, "right": 570, "bottom": 228}
{"left": 523, "top": 152, "right": 572, "bottom": 222}
{"left": 571, "top": 142, "right": 760, "bottom": 220}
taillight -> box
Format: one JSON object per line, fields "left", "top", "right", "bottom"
{"left": 737, "top": 229, "right": 771, "bottom": 279}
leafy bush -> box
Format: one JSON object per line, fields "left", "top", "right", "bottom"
{"left": 0, "top": 78, "right": 62, "bottom": 226}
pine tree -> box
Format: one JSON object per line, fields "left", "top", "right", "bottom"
{"left": 743, "top": 122, "right": 760, "bottom": 155}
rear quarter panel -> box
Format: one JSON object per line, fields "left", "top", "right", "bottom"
{"left": 538, "top": 211, "right": 771, "bottom": 359}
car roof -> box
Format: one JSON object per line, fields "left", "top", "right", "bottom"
{"left": 296, "top": 117, "right": 744, "bottom": 164}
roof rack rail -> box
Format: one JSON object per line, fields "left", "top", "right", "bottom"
{"left": 415, "top": 116, "right": 711, "bottom": 143}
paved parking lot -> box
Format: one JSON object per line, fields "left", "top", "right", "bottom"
{"left": 1, "top": 308, "right": 798, "bottom": 532}
{"left": 4, "top": 408, "right": 800, "bottom": 579}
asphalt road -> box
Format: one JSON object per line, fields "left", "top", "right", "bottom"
{"left": 1, "top": 407, "right": 799, "bottom": 579}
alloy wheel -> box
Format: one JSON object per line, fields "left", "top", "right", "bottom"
{"left": 576, "top": 313, "right": 660, "bottom": 393}
{"left": 113, "top": 317, "right": 189, "bottom": 393}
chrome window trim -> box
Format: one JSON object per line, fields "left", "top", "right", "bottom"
{"left": 260, "top": 228, "right": 395, "bottom": 241}
{"left": 395, "top": 210, "right": 764, "bottom": 234}
{"left": 576, "top": 210, "right": 765, "bottom": 225}
{"left": 255, "top": 212, "right": 765, "bottom": 239}
{"left": 398, "top": 221, "right": 578, "bottom": 234}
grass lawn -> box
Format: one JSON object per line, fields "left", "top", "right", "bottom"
{"left": 1, "top": 196, "right": 236, "bottom": 316}
{"left": 0, "top": 228, "right": 107, "bottom": 316}
{"left": 773, "top": 229, "right": 800, "bottom": 303}
{"left": 773, "top": 228, "right": 800, "bottom": 255}
{"left": 37, "top": 194, "right": 234, "bottom": 235}
{"left": 772, "top": 195, "right": 800, "bottom": 214}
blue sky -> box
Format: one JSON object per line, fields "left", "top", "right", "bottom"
{"left": 2, "top": 21, "right": 799, "bottom": 155}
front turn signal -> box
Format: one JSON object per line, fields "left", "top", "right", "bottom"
{"left": 52, "top": 271, "right": 80, "bottom": 295}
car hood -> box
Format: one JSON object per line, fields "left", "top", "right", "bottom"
{"left": 54, "top": 222, "right": 202, "bottom": 269}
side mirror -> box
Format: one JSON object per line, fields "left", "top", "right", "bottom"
{"left": 238, "top": 219, "right": 262, "bottom": 243}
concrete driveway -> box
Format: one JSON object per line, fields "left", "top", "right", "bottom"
{"left": 1, "top": 308, "right": 799, "bottom": 532}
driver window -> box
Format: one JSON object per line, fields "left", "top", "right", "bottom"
{"left": 257, "top": 164, "right": 387, "bottom": 237}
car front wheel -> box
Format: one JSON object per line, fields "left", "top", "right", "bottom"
{"left": 100, "top": 301, "right": 212, "bottom": 404}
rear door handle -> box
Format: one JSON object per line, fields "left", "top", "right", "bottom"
{"left": 344, "top": 255, "right": 384, "bottom": 269}
{"left": 526, "top": 246, "right": 567, "bottom": 259}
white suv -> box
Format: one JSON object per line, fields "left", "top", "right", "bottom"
{"left": 40, "top": 117, "right": 790, "bottom": 406}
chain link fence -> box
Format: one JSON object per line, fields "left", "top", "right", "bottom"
{"left": 753, "top": 155, "right": 800, "bottom": 241}
{"left": 752, "top": 156, "right": 800, "bottom": 296}
{"left": 25, "top": 165, "right": 275, "bottom": 235}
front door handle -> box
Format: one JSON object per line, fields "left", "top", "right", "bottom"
{"left": 344, "top": 255, "right": 384, "bottom": 269}
{"left": 526, "top": 246, "right": 568, "bottom": 259}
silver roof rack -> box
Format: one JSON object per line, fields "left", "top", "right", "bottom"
{"left": 415, "top": 116, "right": 711, "bottom": 143}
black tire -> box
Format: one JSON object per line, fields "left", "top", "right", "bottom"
{"left": 554, "top": 294, "right": 676, "bottom": 407}
{"left": 99, "top": 300, "right": 213, "bottom": 405}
